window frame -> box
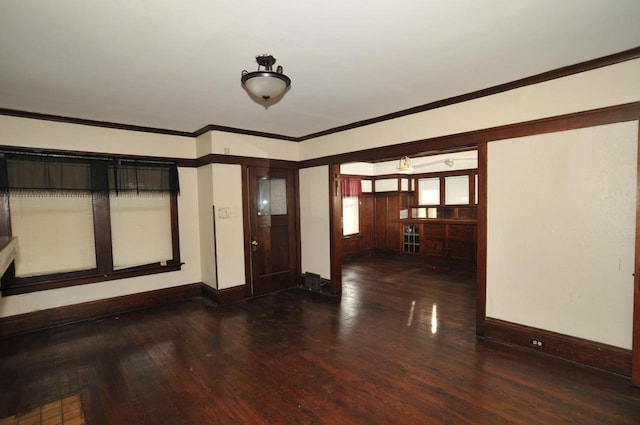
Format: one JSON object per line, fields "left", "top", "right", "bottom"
{"left": 0, "top": 151, "right": 181, "bottom": 296}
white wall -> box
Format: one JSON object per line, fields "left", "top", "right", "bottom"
{"left": 0, "top": 116, "right": 201, "bottom": 317}
{"left": 340, "top": 162, "right": 374, "bottom": 175}
{"left": 299, "top": 166, "right": 331, "bottom": 280}
{"left": 0, "top": 115, "right": 195, "bottom": 158}
{"left": 210, "top": 131, "right": 299, "bottom": 161}
{"left": 197, "top": 163, "right": 216, "bottom": 288}
{"left": 299, "top": 58, "right": 640, "bottom": 161}
{"left": 487, "top": 122, "right": 638, "bottom": 349}
{"left": 212, "top": 164, "right": 245, "bottom": 289}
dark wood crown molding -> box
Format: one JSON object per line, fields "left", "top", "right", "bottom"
{"left": 1, "top": 47, "right": 638, "bottom": 142}
{"left": 192, "top": 124, "right": 298, "bottom": 142}
{"left": 0, "top": 108, "right": 194, "bottom": 138}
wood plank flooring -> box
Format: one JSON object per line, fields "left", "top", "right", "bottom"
{"left": 1, "top": 256, "right": 639, "bottom": 424}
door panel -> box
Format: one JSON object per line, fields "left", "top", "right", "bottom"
{"left": 248, "top": 167, "right": 297, "bottom": 296}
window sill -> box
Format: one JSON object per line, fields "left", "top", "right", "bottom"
{"left": 1, "top": 262, "right": 182, "bottom": 296}
{"left": 342, "top": 233, "right": 362, "bottom": 240}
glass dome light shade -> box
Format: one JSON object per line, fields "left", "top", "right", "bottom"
{"left": 241, "top": 71, "right": 291, "bottom": 101}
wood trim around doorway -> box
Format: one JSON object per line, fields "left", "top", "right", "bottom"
{"left": 633, "top": 122, "right": 640, "bottom": 387}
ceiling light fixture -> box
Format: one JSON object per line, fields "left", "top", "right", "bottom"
{"left": 396, "top": 156, "right": 415, "bottom": 174}
{"left": 241, "top": 54, "right": 291, "bottom": 103}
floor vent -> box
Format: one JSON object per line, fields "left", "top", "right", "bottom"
{"left": 302, "top": 272, "right": 322, "bottom": 291}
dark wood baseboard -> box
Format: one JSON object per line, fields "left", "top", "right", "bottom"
{"left": 0, "top": 283, "right": 202, "bottom": 339}
{"left": 484, "top": 317, "right": 632, "bottom": 377}
{"left": 201, "top": 284, "right": 248, "bottom": 304}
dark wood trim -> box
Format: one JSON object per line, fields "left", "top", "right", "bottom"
{"left": 212, "top": 205, "right": 220, "bottom": 290}
{"left": 195, "top": 153, "right": 298, "bottom": 169}
{"left": 2, "top": 47, "right": 638, "bottom": 142}
{"left": 0, "top": 283, "right": 202, "bottom": 339}
{"left": 299, "top": 102, "right": 640, "bottom": 168}
{"left": 294, "top": 169, "right": 303, "bottom": 286}
{"left": 328, "top": 165, "right": 342, "bottom": 295}
{"left": 92, "top": 192, "right": 113, "bottom": 275}
{"left": 214, "top": 285, "right": 249, "bottom": 304}
{"left": 1, "top": 263, "right": 182, "bottom": 296}
{"left": 484, "top": 318, "right": 632, "bottom": 377}
{"left": 192, "top": 124, "right": 298, "bottom": 142}
{"left": 476, "top": 142, "right": 488, "bottom": 336}
{"left": 0, "top": 108, "right": 193, "bottom": 138}
{"left": 297, "top": 46, "right": 640, "bottom": 141}
{"left": 170, "top": 193, "right": 181, "bottom": 264}
{"left": 633, "top": 121, "right": 640, "bottom": 387}
{"left": 200, "top": 282, "right": 248, "bottom": 304}
{"left": 0, "top": 155, "right": 10, "bottom": 237}
{"left": 241, "top": 165, "right": 253, "bottom": 295}
{"left": 200, "top": 282, "right": 217, "bottom": 304}
{"left": 0, "top": 144, "right": 186, "bottom": 167}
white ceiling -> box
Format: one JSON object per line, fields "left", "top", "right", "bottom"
{"left": 1, "top": 1, "right": 639, "bottom": 138}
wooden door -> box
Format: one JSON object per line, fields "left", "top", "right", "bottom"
{"left": 247, "top": 167, "right": 297, "bottom": 296}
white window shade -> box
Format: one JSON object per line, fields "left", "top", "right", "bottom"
{"left": 342, "top": 196, "right": 360, "bottom": 236}
{"left": 110, "top": 195, "right": 173, "bottom": 270}
{"left": 10, "top": 194, "right": 96, "bottom": 277}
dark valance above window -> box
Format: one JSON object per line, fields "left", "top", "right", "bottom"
{"left": 341, "top": 176, "right": 362, "bottom": 197}
{"left": 0, "top": 152, "right": 179, "bottom": 196}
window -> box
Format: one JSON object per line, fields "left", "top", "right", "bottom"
{"left": 342, "top": 196, "right": 360, "bottom": 236}
{"left": 0, "top": 151, "right": 180, "bottom": 295}
{"left": 257, "top": 177, "right": 287, "bottom": 216}
{"left": 341, "top": 176, "right": 362, "bottom": 236}
{"left": 418, "top": 178, "right": 440, "bottom": 205}
{"left": 445, "top": 175, "right": 470, "bottom": 205}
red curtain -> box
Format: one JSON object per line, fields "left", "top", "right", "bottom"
{"left": 341, "top": 176, "right": 362, "bottom": 197}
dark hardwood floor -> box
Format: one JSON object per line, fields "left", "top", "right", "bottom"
{"left": 1, "top": 256, "right": 639, "bottom": 424}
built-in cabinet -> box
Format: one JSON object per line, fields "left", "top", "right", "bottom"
{"left": 403, "top": 221, "right": 477, "bottom": 267}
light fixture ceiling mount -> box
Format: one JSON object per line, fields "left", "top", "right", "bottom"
{"left": 241, "top": 54, "right": 291, "bottom": 103}
{"left": 396, "top": 156, "right": 415, "bottom": 174}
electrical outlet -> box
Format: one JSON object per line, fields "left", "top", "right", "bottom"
{"left": 530, "top": 338, "right": 544, "bottom": 348}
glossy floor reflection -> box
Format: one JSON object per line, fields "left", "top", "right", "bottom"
{"left": 0, "top": 256, "right": 639, "bottom": 424}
